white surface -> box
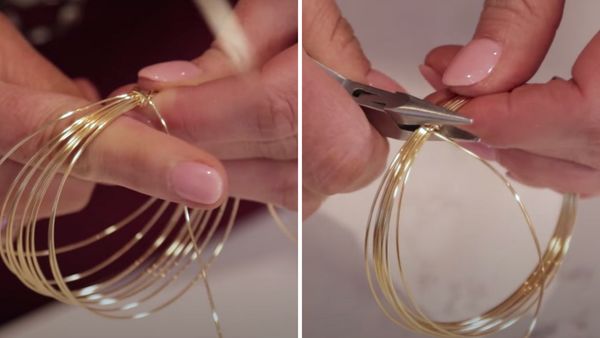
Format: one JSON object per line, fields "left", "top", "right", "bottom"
{"left": 304, "top": 1, "right": 600, "bottom": 337}
{"left": 0, "top": 209, "right": 298, "bottom": 338}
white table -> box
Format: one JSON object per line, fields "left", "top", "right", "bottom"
{"left": 0, "top": 209, "right": 298, "bottom": 338}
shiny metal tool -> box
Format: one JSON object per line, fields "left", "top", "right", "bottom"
{"left": 316, "top": 61, "right": 479, "bottom": 142}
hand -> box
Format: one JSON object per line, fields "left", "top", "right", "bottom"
{"left": 0, "top": 14, "right": 95, "bottom": 222}
{"left": 301, "top": 0, "right": 405, "bottom": 217}
{"left": 134, "top": 0, "right": 299, "bottom": 212}
{"left": 422, "top": 0, "right": 600, "bottom": 197}
{"left": 0, "top": 13, "right": 230, "bottom": 229}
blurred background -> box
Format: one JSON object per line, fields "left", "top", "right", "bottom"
{"left": 303, "top": 1, "right": 600, "bottom": 337}
{"left": 0, "top": 0, "right": 298, "bottom": 337}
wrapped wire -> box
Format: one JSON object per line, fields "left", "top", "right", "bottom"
{"left": 365, "top": 94, "right": 578, "bottom": 337}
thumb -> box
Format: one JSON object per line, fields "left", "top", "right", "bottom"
{"left": 137, "top": 0, "right": 297, "bottom": 91}
{"left": 302, "top": 0, "right": 370, "bottom": 83}
{"left": 431, "top": 0, "right": 564, "bottom": 95}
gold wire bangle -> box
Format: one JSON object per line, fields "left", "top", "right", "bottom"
{"left": 365, "top": 93, "right": 578, "bottom": 338}
{"left": 0, "top": 90, "right": 296, "bottom": 338}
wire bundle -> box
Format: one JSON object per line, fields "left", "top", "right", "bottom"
{"left": 0, "top": 90, "right": 295, "bottom": 338}
{"left": 365, "top": 94, "right": 578, "bottom": 338}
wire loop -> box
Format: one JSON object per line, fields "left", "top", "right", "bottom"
{"left": 365, "top": 94, "right": 578, "bottom": 338}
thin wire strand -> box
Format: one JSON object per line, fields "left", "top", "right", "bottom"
{"left": 267, "top": 204, "right": 297, "bottom": 243}
{"left": 365, "top": 94, "right": 578, "bottom": 337}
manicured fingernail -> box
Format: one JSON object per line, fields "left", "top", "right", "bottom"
{"left": 442, "top": 39, "right": 501, "bottom": 86}
{"left": 1, "top": 218, "right": 6, "bottom": 230}
{"left": 138, "top": 61, "right": 203, "bottom": 83}
{"left": 459, "top": 142, "right": 497, "bottom": 161}
{"left": 418, "top": 64, "right": 446, "bottom": 90}
{"left": 170, "top": 163, "right": 223, "bottom": 205}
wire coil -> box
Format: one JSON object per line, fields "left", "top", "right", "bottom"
{"left": 365, "top": 93, "right": 578, "bottom": 337}
{"left": 0, "top": 90, "right": 295, "bottom": 338}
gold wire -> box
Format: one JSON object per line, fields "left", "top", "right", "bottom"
{"left": 0, "top": 89, "right": 296, "bottom": 338}
{"left": 365, "top": 94, "right": 578, "bottom": 337}
{"left": 0, "top": 91, "right": 233, "bottom": 329}
{"left": 267, "top": 204, "right": 297, "bottom": 243}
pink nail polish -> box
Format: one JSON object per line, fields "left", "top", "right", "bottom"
{"left": 442, "top": 39, "right": 501, "bottom": 86}
{"left": 459, "top": 142, "right": 497, "bottom": 161}
{"left": 418, "top": 64, "right": 446, "bottom": 91}
{"left": 170, "top": 163, "right": 223, "bottom": 205}
{"left": 138, "top": 61, "right": 203, "bottom": 83}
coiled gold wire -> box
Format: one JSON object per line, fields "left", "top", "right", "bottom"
{"left": 365, "top": 94, "right": 578, "bottom": 337}
{"left": 0, "top": 89, "right": 296, "bottom": 338}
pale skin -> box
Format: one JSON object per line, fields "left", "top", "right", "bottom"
{"left": 305, "top": 0, "right": 600, "bottom": 216}
{"left": 422, "top": 0, "right": 600, "bottom": 198}
{"left": 2, "top": 0, "right": 600, "bottom": 222}
{"left": 0, "top": 0, "right": 299, "bottom": 221}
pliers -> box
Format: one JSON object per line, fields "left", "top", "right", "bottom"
{"left": 316, "top": 61, "right": 479, "bottom": 142}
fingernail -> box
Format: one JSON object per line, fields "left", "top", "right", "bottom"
{"left": 1, "top": 218, "right": 6, "bottom": 230}
{"left": 170, "top": 163, "right": 223, "bottom": 205}
{"left": 138, "top": 61, "right": 203, "bottom": 83}
{"left": 442, "top": 39, "right": 501, "bottom": 86}
{"left": 418, "top": 65, "right": 446, "bottom": 90}
{"left": 459, "top": 142, "right": 497, "bottom": 161}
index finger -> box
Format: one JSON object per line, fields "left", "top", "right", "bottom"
{"left": 426, "top": 79, "right": 586, "bottom": 159}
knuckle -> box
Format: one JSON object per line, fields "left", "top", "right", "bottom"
{"left": 256, "top": 136, "right": 298, "bottom": 160}
{"left": 484, "top": 0, "right": 531, "bottom": 18}
{"left": 256, "top": 82, "right": 298, "bottom": 142}
{"left": 11, "top": 96, "right": 93, "bottom": 178}
{"left": 483, "top": 0, "right": 558, "bottom": 29}
{"left": 305, "top": 1, "right": 370, "bottom": 74}
{"left": 329, "top": 16, "right": 360, "bottom": 55}
{"left": 13, "top": 100, "right": 65, "bottom": 158}
{"left": 308, "top": 146, "right": 373, "bottom": 196}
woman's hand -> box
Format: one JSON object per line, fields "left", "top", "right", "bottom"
{"left": 423, "top": 0, "right": 600, "bottom": 197}
{"left": 0, "top": 12, "right": 231, "bottom": 228}
{"left": 302, "top": 0, "right": 407, "bottom": 218}
{"left": 134, "top": 0, "right": 406, "bottom": 218}
{"left": 135, "top": 0, "right": 300, "bottom": 213}
{"left": 0, "top": 14, "right": 95, "bottom": 221}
